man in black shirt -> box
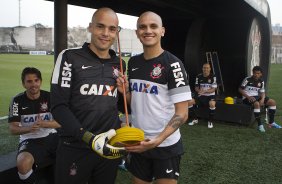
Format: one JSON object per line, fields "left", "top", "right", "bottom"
{"left": 9, "top": 67, "right": 60, "bottom": 184}
{"left": 239, "top": 66, "right": 281, "bottom": 132}
{"left": 51, "top": 8, "right": 126, "bottom": 184}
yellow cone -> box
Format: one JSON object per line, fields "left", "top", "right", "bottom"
{"left": 109, "top": 126, "right": 144, "bottom": 147}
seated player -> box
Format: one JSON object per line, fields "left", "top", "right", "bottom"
{"left": 188, "top": 63, "right": 217, "bottom": 128}
{"left": 8, "top": 67, "right": 61, "bottom": 184}
{"left": 239, "top": 66, "right": 281, "bottom": 132}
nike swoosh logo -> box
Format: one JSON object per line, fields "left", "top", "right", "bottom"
{"left": 132, "top": 68, "right": 139, "bottom": 71}
{"left": 166, "top": 169, "right": 173, "bottom": 173}
{"left": 22, "top": 107, "right": 28, "bottom": 110}
{"left": 82, "top": 65, "right": 93, "bottom": 69}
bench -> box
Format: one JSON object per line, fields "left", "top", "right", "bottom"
{"left": 195, "top": 100, "right": 256, "bottom": 125}
{"left": 0, "top": 151, "right": 55, "bottom": 184}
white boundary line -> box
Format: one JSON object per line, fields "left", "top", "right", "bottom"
{"left": 0, "top": 116, "right": 8, "bottom": 121}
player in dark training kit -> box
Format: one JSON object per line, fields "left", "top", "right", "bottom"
{"left": 117, "top": 11, "right": 191, "bottom": 184}
{"left": 8, "top": 67, "right": 60, "bottom": 184}
{"left": 239, "top": 66, "right": 281, "bottom": 132}
{"left": 50, "top": 8, "right": 126, "bottom": 184}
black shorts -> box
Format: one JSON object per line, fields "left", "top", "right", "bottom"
{"left": 243, "top": 96, "right": 269, "bottom": 106}
{"left": 197, "top": 95, "right": 216, "bottom": 107}
{"left": 126, "top": 153, "right": 181, "bottom": 182}
{"left": 17, "top": 133, "right": 58, "bottom": 167}
{"left": 55, "top": 139, "right": 121, "bottom": 184}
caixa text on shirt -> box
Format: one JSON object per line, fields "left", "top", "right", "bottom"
{"left": 21, "top": 113, "right": 52, "bottom": 125}
{"left": 80, "top": 84, "right": 118, "bottom": 97}
{"left": 246, "top": 86, "right": 260, "bottom": 92}
{"left": 130, "top": 82, "right": 158, "bottom": 95}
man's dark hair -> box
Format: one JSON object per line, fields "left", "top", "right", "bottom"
{"left": 252, "top": 66, "right": 263, "bottom": 73}
{"left": 21, "top": 67, "right": 42, "bottom": 83}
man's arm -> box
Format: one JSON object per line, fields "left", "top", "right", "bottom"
{"left": 9, "top": 115, "right": 61, "bottom": 135}
{"left": 238, "top": 77, "right": 257, "bottom": 103}
{"left": 126, "top": 101, "right": 188, "bottom": 153}
{"left": 258, "top": 81, "right": 266, "bottom": 105}
{"left": 36, "top": 119, "right": 61, "bottom": 129}
{"left": 9, "top": 121, "right": 40, "bottom": 135}
{"left": 153, "top": 101, "right": 188, "bottom": 145}
{"left": 203, "top": 87, "right": 216, "bottom": 94}
{"left": 238, "top": 87, "right": 248, "bottom": 98}
{"left": 51, "top": 50, "right": 85, "bottom": 140}
{"left": 238, "top": 87, "right": 256, "bottom": 103}
{"left": 195, "top": 86, "right": 200, "bottom": 93}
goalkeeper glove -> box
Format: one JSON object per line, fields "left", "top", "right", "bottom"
{"left": 82, "top": 129, "right": 126, "bottom": 159}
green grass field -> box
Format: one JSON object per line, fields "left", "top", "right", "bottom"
{"left": 0, "top": 54, "right": 282, "bottom": 184}
{"left": 0, "top": 54, "right": 55, "bottom": 117}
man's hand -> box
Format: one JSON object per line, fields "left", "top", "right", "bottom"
{"left": 197, "top": 89, "right": 206, "bottom": 96}
{"left": 29, "top": 123, "right": 40, "bottom": 133}
{"left": 82, "top": 129, "right": 126, "bottom": 159}
{"left": 247, "top": 96, "right": 256, "bottom": 103}
{"left": 116, "top": 72, "right": 129, "bottom": 94}
{"left": 125, "top": 138, "right": 158, "bottom": 153}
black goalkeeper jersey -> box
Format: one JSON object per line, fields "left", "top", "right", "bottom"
{"left": 51, "top": 42, "right": 125, "bottom": 140}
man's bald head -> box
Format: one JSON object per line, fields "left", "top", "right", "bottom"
{"left": 137, "top": 11, "right": 163, "bottom": 28}
{"left": 91, "top": 7, "right": 119, "bottom": 24}
{"left": 88, "top": 7, "right": 119, "bottom": 58}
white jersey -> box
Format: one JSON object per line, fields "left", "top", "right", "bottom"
{"left": 128, "top": 51, "right": 192, "bottom": 147}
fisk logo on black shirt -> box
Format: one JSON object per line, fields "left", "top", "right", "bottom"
{"left": 170, "top": 62, "right": 185, "bottom": 87}
{"left": 61, "top": 61, "right": 72, "bottom": 88}
{"left": 12, "top": 102, "right": 19, "bottom": 116}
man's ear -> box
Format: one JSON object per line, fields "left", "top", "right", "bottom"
{"left": 88, "top": 23, "right": 92, "bottom": 33}
{"left": 161, "top": 27, "right": 165, "bottom": 37}
{"left": 135, "top": 30, "right": 140, "bottom": 39}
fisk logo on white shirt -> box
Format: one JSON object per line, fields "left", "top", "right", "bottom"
{"left": 170, "top": 62, "right": 186, "bottom": 87}
{"left": 80, "top": 84, "right": 117, "bottom": 97}
{"left": 61, "top": 61, "right": 72, "bottom": 88}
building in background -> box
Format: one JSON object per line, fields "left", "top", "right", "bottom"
{"left": 0, "top": 26, "right": 142, "bottom": 56}
{"left": 0, "top": 26, "right": 52, "bottom": 53}
{"left": 272, "top": 24, "right": 282, "bottom": 63}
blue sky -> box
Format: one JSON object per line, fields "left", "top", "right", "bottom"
{"left": 0, "top": 0, "right": 281, "bottom": 28}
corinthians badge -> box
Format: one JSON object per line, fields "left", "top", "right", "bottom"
{"left": 112, "top": 66, "right": 120, "bottom": 79}
{"left": 150, "top": 64, "right": 164, "bottom": 79}
{"left": 40, "top": 102, "right": 48, "bottom": 112}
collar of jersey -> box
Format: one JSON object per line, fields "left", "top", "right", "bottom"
{"left": 83, "top": 42, "right": 117, "bottom": 60}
